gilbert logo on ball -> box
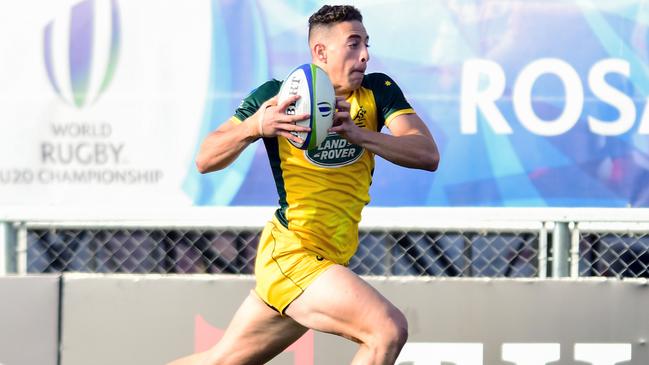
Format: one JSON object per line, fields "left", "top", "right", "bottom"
{"left": 277, "top": 64, "right": 335, "bottom": 150}
{"left": 43, "top": 0, "right": 121, "bottom": 108}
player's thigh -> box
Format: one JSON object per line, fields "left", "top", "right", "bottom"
{"left": 284, "top": 265, "right": 406, "bottom": 345}
{"left": 206, "top": 290, "right": 308, "bottom": 365}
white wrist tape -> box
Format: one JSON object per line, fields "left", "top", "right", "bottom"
{"left": 258, "top": 105, "right": 271, "bottom": 138}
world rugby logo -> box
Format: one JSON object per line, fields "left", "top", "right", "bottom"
{"left": 317, "top": 101, "right": 333, "bottom": 118}
{"left": 43, "top": 0, "right": 121, "bottom": 108}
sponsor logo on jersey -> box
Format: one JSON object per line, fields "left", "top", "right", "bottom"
{"left": 305, "top": 134, "right": 363, "bottom": 167}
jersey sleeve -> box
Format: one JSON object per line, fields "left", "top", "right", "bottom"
{"left": 363, "top": 73, "right": 415, "bottom": 130}
{"left": 232, "top": 80, "right": 282, "bottom": 123}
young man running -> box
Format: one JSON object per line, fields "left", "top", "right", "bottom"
{"left": 169, "top": 4, "right": 439, "bottom": 365}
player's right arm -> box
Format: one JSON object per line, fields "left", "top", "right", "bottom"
{"left": 195, "top": 94, "right": 310, "bottom": 174}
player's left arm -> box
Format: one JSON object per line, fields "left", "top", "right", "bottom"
{"left": 330, "top": 99, "right": 439, "bottom": 171}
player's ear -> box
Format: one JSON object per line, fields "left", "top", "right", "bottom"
{"left": 314, "top": 43, "right": 327, "bottom": 63}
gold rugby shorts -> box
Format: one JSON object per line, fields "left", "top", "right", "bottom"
{"left": 254, "top": 216, "right": 335, "bottom": 314}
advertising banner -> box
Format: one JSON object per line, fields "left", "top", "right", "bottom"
{"left": 0, "top": 0, "right": 210, "bottom": 206}
{"left": 3, "top": 1, "right": 649, "bottom": 207}
{"left": 60, "top": 275, "right": 649, "bottom": 365}
{"left": 59, "top": 275, "right": 350, "bottom": 365}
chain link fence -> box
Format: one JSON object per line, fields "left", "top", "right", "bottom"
{"left": 26, "top": 228, "right": 259, "bottom": 274}
{"left": 349, "top": 230, "right": 539, "bottom": 277}
{"left": 575, "top": 223, "right": 649, "bottom": 278}
{"left": 4, "top": 213, "right": 649, "bottom": 278}
{"left": 22, "top": 225, "right": 542, "bottom": 277}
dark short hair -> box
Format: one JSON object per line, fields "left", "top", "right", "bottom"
{"left": 308, "top": 5, "right": 363, "bottom": 39}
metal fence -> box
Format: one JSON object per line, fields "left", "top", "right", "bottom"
{"left": 573, "top": 222, "right": 649, "bottom": 278}
{"left": 2, "top": 208, "right": 649, "bottom": 278}
{"left": 21, "top": 227, "right": 541, "bottom": 277}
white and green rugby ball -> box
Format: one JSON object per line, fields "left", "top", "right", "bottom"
{"left": 277, "top": 63, "right": 335, "bottom": 150}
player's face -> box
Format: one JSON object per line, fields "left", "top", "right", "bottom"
{"left": 323, "top": 21, "right": 370, "bottom": 96}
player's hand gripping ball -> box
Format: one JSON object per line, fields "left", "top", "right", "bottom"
{"left": 277, "top": 64, "right": 336, "bottom": 150}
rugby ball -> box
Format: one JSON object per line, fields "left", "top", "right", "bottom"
{"left": 277, "top": 63, "right": 335, "bottom": 150}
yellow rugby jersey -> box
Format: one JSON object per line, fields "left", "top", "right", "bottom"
{"left": 232, "top": 73, "right": 415, "bottom": 264}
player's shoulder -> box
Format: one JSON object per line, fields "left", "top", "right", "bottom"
{"left": 245, "top": 79, "right": 282, "bottom": 103}
{"left": 234, "top": 79, "right": 282, "bottom": 120}
{"left": 361, "top": 72, "right": 398, "bottom": 90}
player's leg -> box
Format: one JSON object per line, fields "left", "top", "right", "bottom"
{"left": 285, "top": 264, "right": 408, "bottom": 365}
{"left": 167, "top": 290, "right": 308, "bottom": 365}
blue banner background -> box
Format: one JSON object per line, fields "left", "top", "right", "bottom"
{"left": 184, "top": 0, "right": 649, "bottom": 207}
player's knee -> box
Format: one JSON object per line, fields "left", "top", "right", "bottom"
{"left": 388, "top": 308, "right": 409, "bottom": 349}
{"left": 374, "top": 307, "right": 408, "bottom": 352}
